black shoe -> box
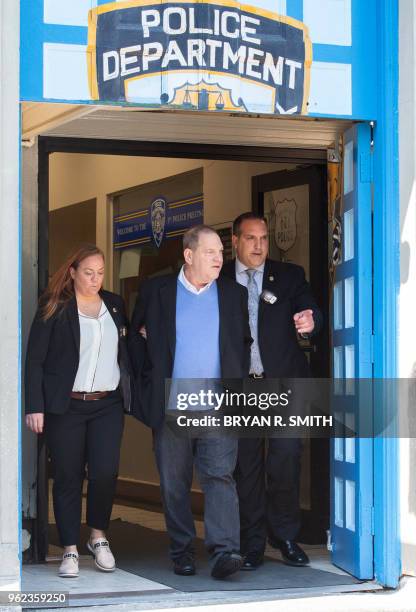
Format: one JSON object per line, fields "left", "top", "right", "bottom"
{"left": 241, "top": 551, "right": 264, "bottom": 571}
{"left": 211, "top": 552, "right": 243, "bottom": 579}
{"left": 271, "top": 540, "right": 310, "bottom": 566}
{"left": 173, "top": 553, "right": 196, "bottom": 576}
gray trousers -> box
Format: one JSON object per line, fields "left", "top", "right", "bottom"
{"left": 154, "top": 424, "right": 240, "bottom": 562}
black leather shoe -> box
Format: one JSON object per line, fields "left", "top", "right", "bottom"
{"left": 211, "top": 552, "right": 243, "bottom": 579}
{"left": 241, "top": 551, "right": 264, "bottom": 571}
{"left": 272, "top": 540, "right": 310, "bottom": 566}
{"left": 173, "top": 553, "right": 196, "bottom": 576}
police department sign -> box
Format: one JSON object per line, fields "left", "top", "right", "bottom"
{"left": 88, "top": 0, "right": 312, "bottom": 114}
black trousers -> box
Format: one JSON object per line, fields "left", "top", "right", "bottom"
{"left": 45, "top": 391, "right": 124, "bottom": 547}
{"left": 234, "top": 437, "right": 302, "bottom": 554}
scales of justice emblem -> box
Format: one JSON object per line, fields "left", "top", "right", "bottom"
{"left": 150, "top": 197, "right": 167, "bottom": 247}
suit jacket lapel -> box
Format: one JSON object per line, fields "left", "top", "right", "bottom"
{"left": 101, "top": 292, "right": 123, "bottom": 331}
{"left": 216, "top": 277, "right": 228, "bottom": 360}
{"left": 159, "top": 276, "right": 177, "bottom": 359}
{"left": 67, "top": 296, "right": 80, "bottom": 352}
{"left": 221, "top": 260, "right": 237, "bottom": 281}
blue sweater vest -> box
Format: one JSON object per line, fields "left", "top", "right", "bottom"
{"left": 172, "top": 280, "right": 221, "bottom": 379}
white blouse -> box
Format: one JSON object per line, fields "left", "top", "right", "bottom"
{"left": 72, "top": 301, "right": 120, "bottom": 392}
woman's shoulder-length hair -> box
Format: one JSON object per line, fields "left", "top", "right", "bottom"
{"left": 41, "top": 243, "right": 104, "bottom": 321}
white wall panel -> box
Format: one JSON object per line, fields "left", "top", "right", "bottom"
{"left": 309, "top": 62, "right": 352, "bottom": 116}
{"left": 43, "top": 43, "right": 91, "bottom": 100}
{"left": 303, "top": 0, "right": 351, "bottom": 46}
{"left": 44, "top": 0, "right": 97, "bottom": 26}
{"left": 0, "top": 0, "right": 20, "bottom": 590}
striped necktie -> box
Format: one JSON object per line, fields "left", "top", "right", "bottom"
{"left": 246, "top": 269, "right": 264, "bottom": 375}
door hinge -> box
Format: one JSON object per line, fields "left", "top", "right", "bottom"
{"left": 326, "top": 529, "right": 333, "bottom": 552}
{"left": 370, "top": 120, "right": 375, "bottom": 148}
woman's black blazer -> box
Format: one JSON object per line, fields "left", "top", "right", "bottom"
{"left": 25, "top": 290, "right": 134, "bottom": 415}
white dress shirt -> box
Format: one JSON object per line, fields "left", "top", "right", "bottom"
{"left": 235, "top": 258, "right": 265, "bottom": 295}
{"left": 178, "top": 265, "right": 214, "bottom": 295}
{"left": 72, "top": 301, "right": 120, "bottom": 392}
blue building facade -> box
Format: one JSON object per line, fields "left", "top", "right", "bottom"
{"left": 21, "top": 0, "right": 378, "bottom": 119}
{"left": 13, "top": 0, "right": 400, "bottom": 591}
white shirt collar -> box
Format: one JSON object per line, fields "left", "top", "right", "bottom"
{"left": 78, "top": 300, "right": 107, "bottom": 318}
{"left": 235, "top": 258, "right": 265, "bottom": 275}
{"left": 178, "top": 265, "right": 214, "bottom": 295}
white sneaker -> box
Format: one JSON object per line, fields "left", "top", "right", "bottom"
{"left": 87, "top": 538, "right": 116, "bottom": 572}
{"left": 58, "top": 552, "right": 79, "bottom": 578}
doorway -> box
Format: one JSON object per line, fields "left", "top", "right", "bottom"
{"left": 253, "top": 165, "right": 329, "bottom": 542}
{"left": 22, "top": 134, "right": 379, "bottom": 605}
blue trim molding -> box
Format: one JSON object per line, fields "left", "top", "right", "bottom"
{"left": 373, "top": 0, "right": 400, "bottom": 588}
{"left": 20, "top": 0, "right": 44, "bottom": 100}
{"left": 286, "top": 0, "right": 303, "bottom": 21}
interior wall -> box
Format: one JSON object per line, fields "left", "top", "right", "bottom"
{"left": 49, "top": 153, "right": 293, "bottom": 280}
{"left": 49, "top": 199, "right": 96, "bottom": 275}
{"left": 48, "top": 152, "right": 295, "bottom": 485}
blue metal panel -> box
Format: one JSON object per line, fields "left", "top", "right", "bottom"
{"left": 20, "top": 0, "right": 44, "bottom": 100}
{"left": 313, "top": 45, "right": 353, "bottom": 64}
{"left": 286, "top": 0, "right": 303, "bottom": 20}
{"left": 330, "top": 123, "right": 374, "bottom": 578}
{"left": 350, "top": 0, "right": 378, "bottom": 119}
{"left": 42, "top": 25, "right": 88, "bottom": 45}
{"left": 372, "top": 0, "right": 400, "bottom": 588}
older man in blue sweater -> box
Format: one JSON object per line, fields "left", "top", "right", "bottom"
{"left": 130, "top": 225, "right": 251, "bottom": 580}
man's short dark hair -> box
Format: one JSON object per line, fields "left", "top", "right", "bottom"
{"left": 232, "top": 212, "right": 268, "bottom": 237}
{"left": 183, "top": 224, "right": 217, "bottom": 251}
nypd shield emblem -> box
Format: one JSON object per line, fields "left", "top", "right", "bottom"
{"left": 274, "top": 198, "right": 297, "bottom": 252}
{"left": 150, "top": 197, "right": 166, "bottom": 247}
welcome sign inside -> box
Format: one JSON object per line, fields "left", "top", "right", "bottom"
{"left": 114, "top": 194, "right": 204, "bottom": 249}
{"left": 88, "top": 0, "right": 311, "bottom": 114}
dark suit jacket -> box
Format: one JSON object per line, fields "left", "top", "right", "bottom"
{"left": 128, "top": 274, "right": 252, "bottom": 429}
{"left": 221, "top": 259, "right": 323, "bottom": 377}
{"left": 25, "top": 290, "right": 134, "bottom": 415}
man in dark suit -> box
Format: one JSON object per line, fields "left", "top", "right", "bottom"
{"left": 129, "top": 225, "right": 252, "bottom": 579}
{"left": 222, "top": 212, "right": 323, "bottom": 570}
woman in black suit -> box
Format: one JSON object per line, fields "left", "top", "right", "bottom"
{"left": 25, "top": 244, "right": 133, "bottom": 578}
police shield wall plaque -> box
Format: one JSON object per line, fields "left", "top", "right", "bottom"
{"left": 274, "top": 198, "right": 297, "bottom": 252}
{"left": 87, "top": 0, "right": 312, "bottom": 115}
{"left": 151, "top": 197, "right": 167, "bottom": 247}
